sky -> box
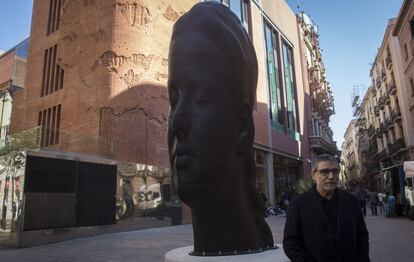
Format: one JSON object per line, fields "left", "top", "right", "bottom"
{"left": 0, "top": 1, "right": 33, "bottom": 51}
{"left": 285, "top": 0, "right": 403, "bottom": 147}
{"left": 0, "top": 0, "right": 405, "bottom": 148}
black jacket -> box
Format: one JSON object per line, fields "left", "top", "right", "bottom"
{"left": 283, "top": 187, "right": 370, "bottom": 262}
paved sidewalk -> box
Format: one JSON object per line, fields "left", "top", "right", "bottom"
{"left": 0, "top": 214, "right": 413, "bottom": 261}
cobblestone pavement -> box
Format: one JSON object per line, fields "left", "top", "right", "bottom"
{"left": 0, "top": 213, "right": 413, "bottom": 262}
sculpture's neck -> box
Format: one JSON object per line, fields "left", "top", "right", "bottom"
{"left": 190, "top": 188, "right": 273, "bottom": 254}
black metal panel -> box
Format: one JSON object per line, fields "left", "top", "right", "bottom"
{"left": 23, "top": 194, "right": 76, "bottom": 230}
{"left": 76, "top": 162, "right": 117, "bottom": 226}
{"left": 24, "top": 155, "right": 77, "bottom": 193}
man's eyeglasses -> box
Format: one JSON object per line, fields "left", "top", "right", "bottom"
{"left": 317, "top": 168, "right": 340, "bottom": 176}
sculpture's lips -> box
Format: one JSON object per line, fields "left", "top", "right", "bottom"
{"left": 173, "top": 150, "right": 195, "bottom": 169}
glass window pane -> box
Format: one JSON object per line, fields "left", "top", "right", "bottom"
{"left": 282, "top": 43, "right": 298, "bottom": 135}
{"left": 264, "top": 23, "right": 284, "bottom": 129}
{"left": 242, "top": 1, "right": 249, "bottom": 32}
{"left": 230, "top": 0, "right": 242, "bottom": 21}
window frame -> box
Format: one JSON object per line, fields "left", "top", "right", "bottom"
{"left": 282, "top": 41, "right": 300, "bottom": 140}
{"left": 264, "top": 21, "right": 285, "bottom": 133}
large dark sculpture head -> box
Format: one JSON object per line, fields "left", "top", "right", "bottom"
{"left": 168, "top": 2, "right": 274, "bottom": 255}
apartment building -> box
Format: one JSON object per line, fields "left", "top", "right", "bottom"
{"left": 0, "top": 39, "right": 28, "bottom": 235}
{"left": 297, "top": 13, "right": 337, "bottom": 161}
{"left": 341, "top": 119, "right": 359, "bottom": 184}
{"left": 344, "top": 17, "right": 411, "bottom": 194}
{"left": 393, "top": 0, "right": 414, "bottom": 161}
{"left": 0, "top": 39, "right": 29, "bottom": 146}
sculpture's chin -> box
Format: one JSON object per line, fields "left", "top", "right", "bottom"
{"left": 176, "top": 183, "right": 206, "bottom": 207}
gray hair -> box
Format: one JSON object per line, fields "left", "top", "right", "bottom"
{"left": 311, "top": 154, "right": 339, "bottom": 173}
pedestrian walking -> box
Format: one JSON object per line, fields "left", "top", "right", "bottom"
{"left": 283, "top": 154, "right": 370, "bottom": 262}
{"left": 384, "top": 192, "right": 389, "bottom": 214}
{"left": 368, "top": 191, "right": 379, "bottom": 216}
{"left": 356, "top": 186, "right": 368, "bottom": 216}
{"left": 377, "top": 191, "right": 385, "bottom": 213}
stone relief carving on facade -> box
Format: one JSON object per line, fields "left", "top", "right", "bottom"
{"left": 163, "top": 5, "right": 179, "bottom": 22}
{"left": 93, "top": 50, "right": 168, "bottom": 86}
{"left": 121, "top": 69, "right": 142, "bottom": 88}
{"left": 62, "top": 32, "right": 79, "bottom": 42}
{"left": 117, "top": 2, "right": 152, "bottom": 27}
{"left": 132, "top": 54, "right": 153, "bottom": 71}
{"left": 87, "top": 29, "right": 106, "bottom": 41}
{"left": 155, "top": 72, "right": 168, "bottom": 83}
{"left": 94, "top": 51, "right": 128, "bottom": 73}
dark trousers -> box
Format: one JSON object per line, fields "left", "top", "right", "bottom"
{"left": 378, "top": 202, "right": 384, "bottom": 213}
{"left": 370, "top": 203, "right": 378, "bottom": 216}
{"left": 360, "top": 200, "right": 367, "bottom": 216}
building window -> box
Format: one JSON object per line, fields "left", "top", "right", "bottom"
{"left": 264, "top": 21, "right": 284, "bottom": 131}
{"left": 204, "top": 0, "right": 251, "bottom": 33}
{"left": 41, "top": 44, "right": 65, "bottom": 97}
{"left": 282, "top": 42, "right": 300, "bottom": 139}
{"left": 399, "top": 124, "right": 404, "bottom": 139}
{"left": 390, "top": 128, "right": 395, "bottom": 144}
{"left": 47, "top": 0, "right": 64, "bottom": 35}
{"left": 38, "top": 104, "right": 61, "bottom": 147}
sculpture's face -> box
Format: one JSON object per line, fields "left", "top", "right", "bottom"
{"left": 167, "top": 55, "right": 244, "bottom": 202}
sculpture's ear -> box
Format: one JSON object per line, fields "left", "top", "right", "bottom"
{"left": 237, "top": 104, "right": 254, "bottom": 156}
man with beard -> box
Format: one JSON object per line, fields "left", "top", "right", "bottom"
{"left": 283, "top": 154, "right": 370, "bottom": 262}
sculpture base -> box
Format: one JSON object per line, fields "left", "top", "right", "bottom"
{"left": 165, "top": 245, "right": 289, "bottom": 262}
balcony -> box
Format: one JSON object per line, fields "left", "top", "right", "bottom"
{"left": 377, "top": 148, "right": 388, "bottom": 161}
{"left": 391, "top": 108, "right": 402, "bottom": 122}
{"left": 378, "top": 96, "right": 386, "bottom": 108}
{"left": 384, "top": 118, "right": 391, "bottom": 128}
{"left": 309, "top": 136, "right": 337, "bottom": 155}
{"left": 381, "top": 70, "right": 387, "bottom": 82}
{"left": 388, "top": 138, "right": 406, "bottom": 156}
{"left": 386, "top": 53, "right": 392, "bottom": 69}
{"left": 368, "top": 144, "right": 378, "bottom": 156}
{"left": 385, "top": 95, "right": 391, "bottom": 105}
{"left": 376, "top": 77, "right": 381, "bottom": 89}
{"left": 380, "top": 123, "right": 387, "bottom": 133}
{"left": 387, "top": 80, "right": 396, "bottom": 95}
{"left": 367, "top": 125, "right": 375, "bottom": 136}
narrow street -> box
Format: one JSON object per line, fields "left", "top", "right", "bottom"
{"left": 0, "top": 212, "right": 413, "bottom": 262}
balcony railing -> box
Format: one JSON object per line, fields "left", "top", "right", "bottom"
{"left": 376, "top": 77, "right": 381, "bottom": 88}
{"left": 378, "top": 96, "right": 386, "bottom": 107}
{"left": 384, "top": 118, "right": 391, "bottom": 128}
{"left": 386, "top": 53, "right": 392, "bottom": 69}
{"left": 309, "top": 136, "right": 337, "bottom": 155}
{"left": 381, "top": 70, "right": 387, "bottom": 81}
{"left": 387, "top": 80, "right": 396, "bottom": 95}
{"left": 379, "top": 123, "right": 386, "bottom": 133}
{"left": 388, "top": 138, "right": 405, "bottom": 156}
{"left": 391, "top": 108, "right": 402, "bottom": 122}
{"left": 368, "top": 144, "right": 378, "bottom": 156}
{"left": 367, "top": 125, "right": 375, "bottom": 136}
{"left": 385, "top": 95, "right": 391, "bottom": 105}
{"left": 378, "top": 148, "right": 388, "bottom": 160}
